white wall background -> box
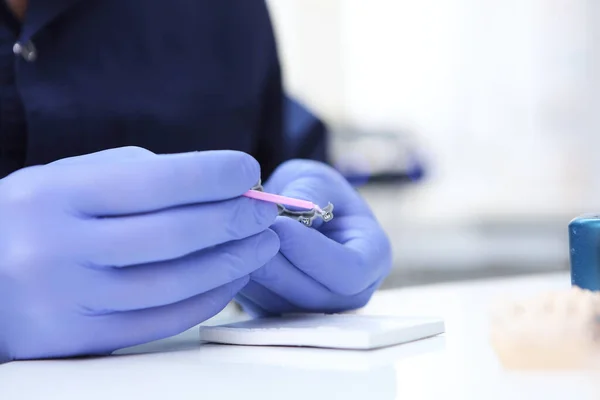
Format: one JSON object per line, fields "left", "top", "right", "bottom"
{"left": 266, "top": 0, "right": 600, "bottom": 270}
{"left": 267, "top": 0, "right": 600, "bottom": 220}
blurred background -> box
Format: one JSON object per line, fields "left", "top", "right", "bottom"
{"left": 266, "top": 0, "right": 600, "bottom": 287}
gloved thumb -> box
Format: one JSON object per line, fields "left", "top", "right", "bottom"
{"left": 266, "top": 160, "right": 372, "bottom": 219}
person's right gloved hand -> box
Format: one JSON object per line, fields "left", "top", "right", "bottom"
{"left": 0, "top": 146, "right": 280, "bottom": 362}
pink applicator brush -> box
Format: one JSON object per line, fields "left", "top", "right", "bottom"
{"left": 242, "top": 186, "right": 334, "bottom": 227}
{"left": 242, "top": 189, "right": 324, "bottom": 213}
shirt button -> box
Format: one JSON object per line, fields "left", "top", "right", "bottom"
{"left": 13, "top": 41, "right": 37, "bottom": 62}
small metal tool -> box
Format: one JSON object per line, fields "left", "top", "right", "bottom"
{"left": 245, "top": 181, "right": 334, "bottom": 227}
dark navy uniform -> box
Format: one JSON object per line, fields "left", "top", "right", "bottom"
{"left": 0, "top": 0, "right": 326, "bottom": 179}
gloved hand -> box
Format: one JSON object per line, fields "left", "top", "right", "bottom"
{"left": 0, "top": 146, "right": 280, "bottom": 361}
{"left": 235, "top": 160, "right": 392, "bottom": 315}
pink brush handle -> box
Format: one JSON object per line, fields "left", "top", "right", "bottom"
{"left": 243, "top": 190, "right": 317, "bottom": 211}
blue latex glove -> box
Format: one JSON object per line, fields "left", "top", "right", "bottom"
{"left": 236, "top": 160, "right": 392, "bottom": 315}
{"left": 0, "top": 147, "right": 280, "bottom": 361}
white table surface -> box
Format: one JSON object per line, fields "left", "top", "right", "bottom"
{"left": 2, "top": 272, "right": 599, "bottom": 400}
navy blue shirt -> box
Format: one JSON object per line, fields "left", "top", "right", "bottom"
{"left": 0, "top": 0, "right": 326, "bottom": 179}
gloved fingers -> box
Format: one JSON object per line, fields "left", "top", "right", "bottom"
{"left": 49, "top": 146, "right": 155, "bottom": 165}
{"left": 81, "top": 230, "right": 279, "bottom": 312}
{"left": 271, "top": 217, "right": 392, "bottom": 296}
{"left": 262, "top": 159, "right": 335, "bottom": 194}
{"left": 234, "top": 292, "right": 273, "bottom": 318}
{"left": 243, "top": 279, "right": 377, "bottom": 314}
{"left": 264, "top": 159, "right": 373, "bottom": 218}
{"left": 236, "top": 280, "right": 297, "bottom": 315}
{"left": 88, "top": 197, "right": 278, "bottom": 266}
{"left": 247, "top": 253, "right": 336, "bottom": 310}
{"left": 93, "top": 277, "right": 248, "bottom": 354}
{"left": 247, "top": 253, "right": 375, "bottom": 312}
{"left": 56, "top": 150, "right": 261, "bottom": 216}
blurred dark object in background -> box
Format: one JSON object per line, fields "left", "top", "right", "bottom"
{"left": 285, "top": 97, "right": 425, "bottom": 186}
{"left": 330, "top": 127, "right": 425, "bottom": 186}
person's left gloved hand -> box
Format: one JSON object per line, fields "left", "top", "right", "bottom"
{"left": 235, "top": 160, "right": 392, "bottom": 315}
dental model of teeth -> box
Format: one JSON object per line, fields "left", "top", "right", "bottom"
{"left": 489, "top": 287, "right": 600, "bottom": 370}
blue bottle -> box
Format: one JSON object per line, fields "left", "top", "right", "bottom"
{"left": 569, "top": 215, "right": 600, "bottom": 291}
